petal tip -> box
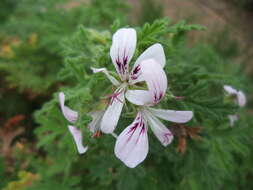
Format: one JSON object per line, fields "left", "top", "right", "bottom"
{"left": 238, "top": 91, "right": 246, "bottom": 107}
{"left": 78, "top": 146, "right": 88, "bottom": 154}
{"left": 68, "top": 125, "right": 88, "bottom": 154}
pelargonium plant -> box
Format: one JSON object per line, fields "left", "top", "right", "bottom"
{"left": 58, "top": 27, "right": 195, "bottom": 168}
{"left": 58, "top": 27, "right": 248, "bottom": 169}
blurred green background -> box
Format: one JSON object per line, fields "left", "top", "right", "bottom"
{"left": 0, "top": 0, "right": 253, "bottom": 189}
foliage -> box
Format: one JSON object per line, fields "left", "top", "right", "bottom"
{"left": 0, "top": 0, "right": 127, "bottom": 93}
{"left": 3, "top": 171, "right": 40, "bottom": 190}
{"left": 139, "top": 0, "right": 164, "bottom": 24}
{"left": 0, "top": 0, "right": 17, "bottom": 23}
{"left": 0, "top": 0, "right": 253, "bottom": 189}
{"left": 31, "top": 19, "right": 253, "bottom": 189}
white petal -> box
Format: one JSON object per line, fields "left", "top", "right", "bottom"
{"left": 101, "top": 88, "right": 125, "bottom": 133}
{"left": 224, "top": 85, "right": 237, "bottom": 95}
{"left": 149, "top": 108, "right": 193, "bottom": 123}
{"left": 87, "top": 111, "right": 104, "bottom": 133}
{"left": 144, "top": 110, "right": 173, "bottom": 146}
{"left": 59, "top": 92, "right": 78, "bottom": 123}
{"left": 228, "top": 115, "right": 238, "bottom": 126}
{"left": 141, "top": 59, "right": 168, "bottom": 104}
{"left": 130, "top": 43, "right": 166, "bottom": 84}
{"left": 237, "top": 91, "right": 246, "bottom": 107}
{"left": 110, "top": 28, "right": 137, "bottom": 80}
{"left": 125, "top": 90, "right": 153, "bottom": 106}
{"left": 224, "top": 85, "right": 246, "bottom": 107}
{"left": 114, "top": 112, "right": 148, "bottom": 168}
{"left": 68, "top": 125, "right": 88, "bottom": 154}
{"left": 91, "top": 67, "right": 120, "bottom": 86}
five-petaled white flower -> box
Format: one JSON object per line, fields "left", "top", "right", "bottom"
{"left": 224, "top": 85, "right": 246, "bottom": 126}
{"left": 59, "top": 92, "right": 88, "bottom": 154}
{"left": 114, "top": 56, "right": 194, "bottom": 168}
{"left": 92, "top": 28, "right": 166, "bottom": 135}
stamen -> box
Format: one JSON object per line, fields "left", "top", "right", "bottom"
{"left": 104, "top": 88, "right": 124, "bottom": 105}
{"left": 92, "top": 130, "right": 102, "bottom": 138}
{"left": 175, "top": 96, "right": 184, "bottom": 100}
{"left": 114, "top": 95, "right": 124, "bottom": 104}
{"left": 109, "top": 92, "right": 123, "bottom": 105}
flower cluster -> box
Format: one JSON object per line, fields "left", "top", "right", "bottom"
{"left": 58, "top": 28, "right": 246, "bottom": 168}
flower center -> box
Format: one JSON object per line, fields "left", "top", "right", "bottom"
{"left": 108, "top": 91, "right": 123, "bottom": 105}
{"left": 106, "top": 87, "right": 125, "bottom": 105}
{"left": 92, "top": 131, "right": 102, "bottom": 138}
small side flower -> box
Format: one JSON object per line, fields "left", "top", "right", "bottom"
{"left": 59, "top": 92, "right": 88, "bottom": 154}
{"left": 224, "top": 85, "right": 246, "bottom": 126}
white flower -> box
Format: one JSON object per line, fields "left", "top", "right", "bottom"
{"left": 59, "top": 92, "right": 88, "bottom": 154}
{"left": 224, "top": 85, "right": 246, "bottom": 107}
{"left": 224, "top": 85, "right": 246, "bottom": 126}
{"left": 92, "top": 28, "right": 166, "bottom": 134}
{"left": 115, "top": 59, "right": 194, "bottom": 168}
